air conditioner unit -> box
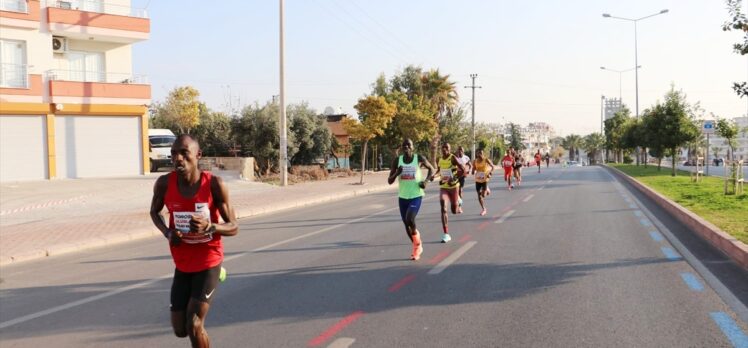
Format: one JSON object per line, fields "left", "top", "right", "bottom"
{"left": 52, "top": 37, "right": 67, "bottom": 53}
{"left": 57, "top": 1, "right": 72, "bottom": 10}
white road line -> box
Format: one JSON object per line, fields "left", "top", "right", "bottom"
{"left": 603, "top": 169, "right": 748, "bottom": 323}
{"left": 523, "top": 194, "right": 535, "bottom": 202}
{"left": 327, "top": 338, "right": 356, "bottom": 348}
{"left": 547, "top": 180, "right": 553, "bottom": 183}
{"left": 428, "top": 241, "right": 477, "bottom": 275}
{"left": 494, "top": 210, "right": 515, "bottom": 224}
{"left": 0, "top": 205, "right": 400, "bottom": 330}
{"left": 537, "top": 186, "right": 545, "bottom": 191}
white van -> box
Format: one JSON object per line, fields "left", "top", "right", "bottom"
{"left": 148, "top": 129, "right": 176, "bottom": 172}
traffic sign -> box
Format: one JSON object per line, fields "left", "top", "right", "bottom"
{"left": 702, "top": 120, "right": 715, "bottom": 134}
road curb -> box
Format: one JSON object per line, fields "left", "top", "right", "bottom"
{"left": 0, "top": 182, "right": 395, "bottom": 267}
{"left": 604, "top": 165, "right": 748, "bottom": 271}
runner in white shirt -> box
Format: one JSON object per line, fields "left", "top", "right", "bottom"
{"left": 455, "top": 146, "right": 472, "bottom": 209}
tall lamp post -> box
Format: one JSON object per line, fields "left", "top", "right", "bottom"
{"left": 465, "top": 74, "right": 481, "bottom": 160}
{"left": 279, "top": 0, "right": 288, "bottom": 186}
{"left": 603, "top": 9, "right": 668, "bottom": 165}
{"left": 599, "top": 65, "right": 640, "bottom": 102}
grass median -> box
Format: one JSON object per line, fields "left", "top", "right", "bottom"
{"left": 610, "top": 163, "right": 748, "bottom": 244}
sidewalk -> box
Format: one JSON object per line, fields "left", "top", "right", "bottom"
{"left": 0, "top": 171, "right": 394, "bottom": 266}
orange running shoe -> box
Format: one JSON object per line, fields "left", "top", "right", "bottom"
{"left": 411, "top": 233, "right": 423, "bottom": 260}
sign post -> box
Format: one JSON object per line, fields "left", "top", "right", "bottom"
{"left": 702, "top": 120, "right": 715, "bottom": 176}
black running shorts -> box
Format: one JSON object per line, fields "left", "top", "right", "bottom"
{"left": 170, "top": 263, "right": 221, "bottom": 311}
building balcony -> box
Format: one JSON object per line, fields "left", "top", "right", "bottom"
{"left": 0, "top": 0, "right": 41, "bottom": 29}
{"left": 46, "top": 0, "right": 149, "bottom": 43}
{"left": 48, "top": 69, "right": 150, "bottom": 105}
{"left": 0, "top": 64, "right": 43, "bottom": 103}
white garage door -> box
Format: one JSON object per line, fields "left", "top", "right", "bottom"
{"left": 0, "top": 116, "right": 48, "bottom": 182}
{"left": 56, "top": 116, "right": 142, "bottom": 179}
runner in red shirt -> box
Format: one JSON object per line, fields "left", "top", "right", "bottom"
{"left": 534, "top": 150, "right": 542, "bottom": 173}
{"left": 501, "top": 149, "right": 515, "bottom": 190}
{"left": 150, "top": 135, "right": 238, "bottom": 348}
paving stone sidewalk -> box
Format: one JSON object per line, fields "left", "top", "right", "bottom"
{"left": 0, "top": 171, "right": 393, "bottom": 266}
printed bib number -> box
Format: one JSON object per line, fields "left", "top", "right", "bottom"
{"left": 440, "top": 169, "right": 453, "bottom": 180}
{"left": 174, "top": 203, "right": 213, "bottom": 244}
{"left": 400, "top": 166, "right": 416, "bottom": 180}
{"left": 476, "top": 172, "right": 486, "bottom": 180}
{"left": 503, "top": 160, "right": 513, "bottom": 168}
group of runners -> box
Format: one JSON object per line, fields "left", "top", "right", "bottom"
{"left": 387, "top": 139, "right": 553, "bottom": 261}
{"left": 148, "top": 135, "right": 553, "bottom": 347}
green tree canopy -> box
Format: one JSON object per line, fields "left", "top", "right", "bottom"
{"left": 343, "top": 96, "right": 397, "bottom": 183}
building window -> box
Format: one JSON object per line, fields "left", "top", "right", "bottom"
{"left": 0, "top": 0, "right": 28, "bottom": 13}
{"left": 0, "top": 39, "right": 27, "bottom": 88}
{"left": 65, "top": 51, "right": 105, "bottom": 82}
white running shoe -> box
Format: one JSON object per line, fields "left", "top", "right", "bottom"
{"left": 441, "top": 234, "right": 452, "bottom": 243}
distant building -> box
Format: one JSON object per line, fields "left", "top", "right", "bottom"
{"left": 520, "top": 122, "right": 555, "bottom": 156}
{"left": 708, "top": 116, "right": 748, "bottom": 162}
{"left": 604, "top": 98, "right": 622, "bottom": 120}
{"left": 1, "top": 0, "right": 151, "bottom": 181}
{"left": 325, "top": 114, "right": 351, "bottom": 169}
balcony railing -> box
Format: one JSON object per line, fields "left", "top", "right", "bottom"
{"left": 0, "top": 63, "right": 28, "bottom": 88}
{"left": 47, "top": 69, "right": 148, "bottom": 84}
{"left": 46, "top": 0, "right": 147, "bottom": 18}
{"left": 0, "top": 0, "right": 28, "bottom": 13}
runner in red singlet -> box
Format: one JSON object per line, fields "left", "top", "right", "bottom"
{"left": 150, "top": 135, "right": 238, "bottom": 348}
{"left": 501, "top": 149, "right": 515, "bottom": 190}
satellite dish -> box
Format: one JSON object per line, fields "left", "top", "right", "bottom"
{"left": 323, "top": 106, "right": 335, "bottom": 115}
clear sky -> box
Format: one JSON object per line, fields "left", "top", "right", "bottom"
{"left": 133, "top": 0, "right": 747, "bottom": 136}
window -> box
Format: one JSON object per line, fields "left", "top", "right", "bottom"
{"left": 0, "top": 0, "right": 28, "bottom": 13}
{"left": 0, "top": 39, "right": 27, "bottom": 88}
{"left": 66, "top": 51, "right": 105, "bottom": 82}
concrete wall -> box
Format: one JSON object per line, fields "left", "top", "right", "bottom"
{"left": 199, "top": 157, "right": 256, "bottom": 181}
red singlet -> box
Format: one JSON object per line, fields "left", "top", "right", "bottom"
{"left": 165, "top": 171, "right": 222, "bottom": 272}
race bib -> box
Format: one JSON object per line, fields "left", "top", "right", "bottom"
{"left": 174, "top": 203, "right": 213, "bottom": 244}
{"left": 440, "top": 169, "right": 453, "bottom": 179}
{"left": 503, "top": 160, "right": 513, "bottom": 168}
{"left": 476, "top": 172, "right": 486, "bottom": 180}
{"left": 400, "top": 165, "right": 416, "bottom": 180}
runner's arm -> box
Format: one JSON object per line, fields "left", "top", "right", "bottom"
{"left": 418, "top": 155, "right": 435, "bottom": 181}
{"left": 208, "top": 175, "right": 238, "bottom": 237}
{"left": 387, "top": 157, "right": 401, "bottom": 185}
{"left": 150, "top": 175, "right": 180, "bottom": 244}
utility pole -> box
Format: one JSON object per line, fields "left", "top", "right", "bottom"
{"left": 464, "top": 74, "right": 482, "bottom": 160}
{"left": 279, "top": 0, "right": 288, "bottom": 186}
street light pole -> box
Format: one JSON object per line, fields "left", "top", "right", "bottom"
{"left": 603, "top": 9, "right": 668, "bottom": 166}
{"left": 464, "top": 74, "right": 482, "bottom": 160}
{"left": 279, "top": 0, "right": 288, "bottom": 186}
{"left": 600, "top": 66, "right": 640, "bottom": 102}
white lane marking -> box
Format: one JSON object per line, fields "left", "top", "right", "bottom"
{"left": 537, "top": 186, "right": 545, "bottom": 191}
{"left": 327, "top": 338, "right": 356, "bottom": 348}
{"left": 547, "top": 180, "right": 553, "bottom": 183}
{"left": 523, "top": 194, "right": 535, "bottom": 202}
{"left": 0, "top": 275, "right": 169, "bottom": 329}
{"left": 0, "top": 205, "right": 400, "bottom": 330}
{"left": 603, "top": 168, "right": 748, "bottom": 323}
{"left": 494, "top": 210, "right": 515, "bottom": 224}
{"left": 428, "top": 241, "right": 477, "bottom": 275}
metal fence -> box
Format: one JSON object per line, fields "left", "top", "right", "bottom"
{"left": 46, "top": 69, "right": 148, "bottom": 84}
{"left": 46, "top": 0, "right": 148, "bottom": 18}
{"left": 0, "top": 63, "right": 28, "bottom": 88}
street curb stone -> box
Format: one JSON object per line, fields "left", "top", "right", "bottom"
{"left": 604, "top": 165, "right": 748, "bottom": 271}
{"left": 0, "top": 181, "right": 395, "bottom": 267}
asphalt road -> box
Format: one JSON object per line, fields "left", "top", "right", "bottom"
{"left": 1, "top": 166, "right": 747, "bottom": 347}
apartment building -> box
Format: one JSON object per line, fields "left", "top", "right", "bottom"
{"left": 0, "top": 0, "right": 150, "bottom": 181}
{"left": 709, "top": 116, "right": 748, "bottom": 162}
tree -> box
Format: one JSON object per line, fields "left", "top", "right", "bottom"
{"left": 604, "top": 106, "right": 632, "bottom": 162}
{"left": 655, "top": 87, "right": 701, "bottom": 176}
{"left": 716, "top": 118, "right": 740, "bottom": 160}
{"left": 640, "top": 106, "right": 668, "bottom": 170}
{"left": 723, "top": 0, "right": 748, "bottom": 98}
{"left": 161, "top": 86, "right": 201, "bottom": 134}
{"left": 233, "top": 101, "right": 298, "bottom": 176}
{"left": 562, "top": 134, "right": 583, "bottom": 161}
{"left": 508, "top": 123, "right": 525, "bottom": 151}
{"left": 583, "top": 133, "right": 605, "bottom": 164}
{"left": 191, "top": 106, "right": 233, "bottom": 157}
{"left": 288, "top": 103, "right": 331, "bottom": 165}
{"left": 380, "top": 91, "right": 437, "bottom": 154}
{"left": 343, "top": 96, "right": 397, "bottom": 184}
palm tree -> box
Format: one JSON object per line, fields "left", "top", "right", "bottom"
{"left": 562, "top": 134, "right": 583, "bottom": 162}
{"left": 583, "top": 133, "right": 605, "bottom": 164}
{"left": 421, "top": 69, "right": 458, "bottom": 165}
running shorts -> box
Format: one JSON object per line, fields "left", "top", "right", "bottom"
{"left": 398, "top": 196, "right": 422, "bottom": 222}
{"left": 170, "top": 263, "right": 222, "bottom": 311}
